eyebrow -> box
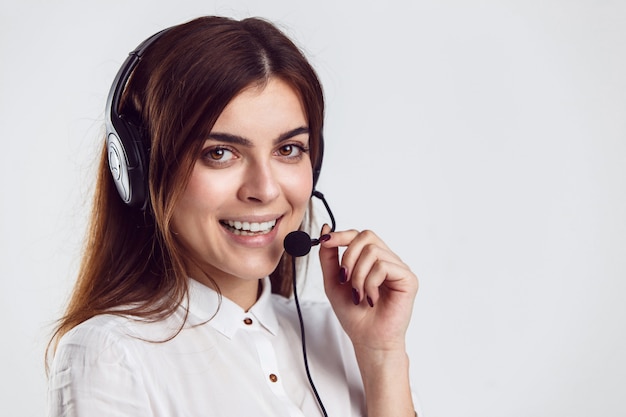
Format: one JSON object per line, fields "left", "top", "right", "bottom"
{"left": 207, "top": 126, "right": 310, "bottom": 146}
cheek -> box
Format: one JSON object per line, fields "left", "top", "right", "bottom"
{"left": 172, "top": 166, "right": 223, "bottom": 229}
{"left": 282, "top": 162, "right": 314, "bottom": 212}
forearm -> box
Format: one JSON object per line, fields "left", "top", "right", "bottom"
{"left": 355, "top": 345, "right": 415, "bottom": 417}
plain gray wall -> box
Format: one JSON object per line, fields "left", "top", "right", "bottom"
{"left": 1, "top": 0, "right": 625, "bottom": 416}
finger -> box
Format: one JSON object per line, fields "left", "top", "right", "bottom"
{"left": 334, "top": 230, "right": 400, "bottom": 271}
{"left": 320, "top": 228, "right": 413, "bottom": 306}
{"left": 329, "top": 230, "right": 402, "bottom": 287}
{"left": 348, "top": 243, "right": 400, "bottom": 303}
{"left": 360, "top": 260, "right": 419, "bottom": 306}
{"left": 318, "top": 224, "right": 341, "bottom": 293}
{"left": 319, "top": 228, "right": 360, "bottom": 249}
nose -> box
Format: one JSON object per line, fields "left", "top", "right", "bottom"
{"left": 237, "top": 160, "right": 281, "bottom": 203}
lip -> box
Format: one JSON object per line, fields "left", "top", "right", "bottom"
{"left": 219, "top": 215, "right": 283, "bottom": 247}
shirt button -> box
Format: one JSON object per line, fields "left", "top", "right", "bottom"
{"left": 269, "top": 373, "right": 278, "bottom": 383}
{"left": 243, "top": 317, "right": 253, "bottom": 325}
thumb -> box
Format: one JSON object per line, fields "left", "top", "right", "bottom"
{"left": 318, "top": 223, "right": 341, "bottom": 295}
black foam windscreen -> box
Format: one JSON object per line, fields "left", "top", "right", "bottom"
{"left": 284, "top": 231, "right": 314, "bottom": 257}
{"left": 283, "top": 191, "right": 336, "bottom": 258}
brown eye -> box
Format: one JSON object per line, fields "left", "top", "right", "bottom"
{"left": 204, "top": 148, "right": 233, "bottom": 161}
{"left": 208, "top": 148, "right": 226, "bottom": 160}
{"left": 279, "top": 143, "right": 309, "bottom": 158}
{"left": 202, "top": 147, "right": 235, "bottom": 165}
{"left": 278, "top": 145, "right": 295, "bottom": 156}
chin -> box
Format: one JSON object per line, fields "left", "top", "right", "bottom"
{"left": 229, "top": 253, "right": 283, "bottom": 280}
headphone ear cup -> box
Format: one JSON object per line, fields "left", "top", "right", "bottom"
{"left": 106, "top": 117, "right": 148, "bottom": 209}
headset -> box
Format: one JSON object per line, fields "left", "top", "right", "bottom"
{"left": 104, "top": 27, "right": 325, "bottom": 211}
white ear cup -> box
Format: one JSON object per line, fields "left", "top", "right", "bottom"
{"left": 107, "top": 133, "right": 131, "bottom": 204}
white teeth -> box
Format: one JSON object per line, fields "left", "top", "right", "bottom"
{"left": 225, "top": 219, "right": 277, "bottom": 234}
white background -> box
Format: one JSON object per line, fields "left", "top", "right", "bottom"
{"left": 1, "top": 0, "right": 625, "bottom": 416}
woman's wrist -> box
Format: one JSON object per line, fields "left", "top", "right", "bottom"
{"left": 354, "top": 345, "right": 415, "bottom": 417}
{"left": 354, "top": 343, "right": 409, "bottom": 368}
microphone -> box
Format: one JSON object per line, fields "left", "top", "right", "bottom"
{"left": 284, "top": 190, "right": 336, "bottom": 257}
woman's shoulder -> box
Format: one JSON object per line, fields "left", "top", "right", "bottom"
{"left": 61, "top": 313, "right": 136, "bottom": 340}
{"left": 48, "top": 314, "right": 160, "bottom": 414}
{"left": 54, "top": 312, "right": 177, "bottom": 364}
{"left": 54, "top": 314, "right": 139, "bottom": 363}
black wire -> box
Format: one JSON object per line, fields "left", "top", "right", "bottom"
{"left": 292, "top": 254, "right": 329, "bottom": 417}
{"left": 312, "top": 191, "right": 336, "bottom": 233}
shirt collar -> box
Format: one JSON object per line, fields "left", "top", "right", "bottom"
{"left": 185, "top": 276, "right": 279, "bottom": 338}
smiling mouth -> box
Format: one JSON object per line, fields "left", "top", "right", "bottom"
{"left": 220, "top": 219, "right": 278, "bottom": 236}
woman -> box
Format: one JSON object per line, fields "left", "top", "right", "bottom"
{"left": 47, "top": 16, "right": 419, "bottom": 417}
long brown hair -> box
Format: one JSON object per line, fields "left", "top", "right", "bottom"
{"left": 48, "top": 16, "right": 324, "bottom": 358}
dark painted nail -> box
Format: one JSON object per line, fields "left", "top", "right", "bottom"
{"left": 320, "top": 234, "right": 331, "bottom": 242}
{"left": 339, "top": 267, "right": 348, "bottom": 284}
{"left": 367, "top": 296, "right": 374, "bottom": 308}
{"left": 351, "top": 288, "right": 360, "bottom": 305}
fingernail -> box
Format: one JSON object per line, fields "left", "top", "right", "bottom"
{"left": 351, "top": 288, "right": 360, "bottom": 305}
{"left": 367, "top": 296, "right": 374, "bottom": 308}
{"left": 339, "top": 267, "right": 348, "bottom": 284}
{"left": 320, "top": 234, "right": 331, "bottom": 242}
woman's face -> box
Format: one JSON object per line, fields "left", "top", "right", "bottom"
{"left": 171, "top": 77, "right": 313, "bottom": 299}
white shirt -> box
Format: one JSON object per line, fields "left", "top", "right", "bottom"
{"left": 47, "top": 277, "right": 367, "bottom": 417}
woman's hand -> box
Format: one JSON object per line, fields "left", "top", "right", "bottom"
{"left": 318, "top": 224, "right": 419, "bottom": 351}
{"left": 318, "top": 224, "right": 419, "bottom": 416}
